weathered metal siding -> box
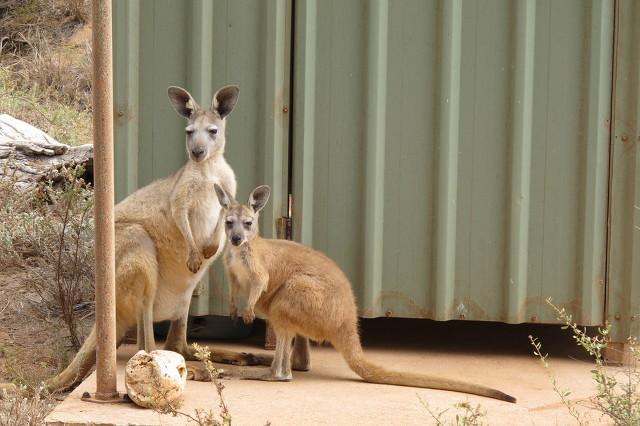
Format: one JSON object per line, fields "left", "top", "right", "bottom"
{"left": 112, "top": 1, "right": 638, "bottom": 331}
{"left": 608, "top": 0, "right": 640, "bottom": 342}
{"left": 113, "top": 0, "right": 291, "bottom": 315}
{"left": 291, "top": 0, "right": 614, "bottom": 324}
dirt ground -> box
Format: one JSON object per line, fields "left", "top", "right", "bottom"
{"left": 0, "top": 268, "right": 91, "bottom": 386}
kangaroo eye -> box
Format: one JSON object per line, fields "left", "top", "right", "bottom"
{"left": 208, "top": 128, "right": 218, "bottom": 135}
{"left": 244, "top": 221, "right": 253, "bottom": 227}
{"left": 185, "top": 129, "right": 194, "bottom": 135}
{"left": 225, "top": 220, "right": 233, "bottom": 226}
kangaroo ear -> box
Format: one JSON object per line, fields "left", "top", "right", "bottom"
{"left": 214, "top": 184, "right": 233, "bottom": 209}
{"left": 212, "top": 85, "right": 239, "bottom": 119}
{"left": 248, "top": 185, "right": 271, "bottom": 213}
{"left": 167, "top": 86, "right": 200, "bottom": 118}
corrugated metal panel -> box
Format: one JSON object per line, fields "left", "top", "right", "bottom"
{"left": 608, "top": 0, "right": 640, "bottom": 341}
{"left": 113, "top": 0, "right": 291, "bottom": 315}
{"left": 291, "top": 0, "right": 614, "bottom": 325}
{"left": 113, "top": 0, "right": 633, "bottom": 330}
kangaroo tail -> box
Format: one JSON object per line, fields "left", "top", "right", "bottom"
{"left": 333, "top": 326, "right": 516, "bottom": 403}
{"left": 45, "top": 326, "right": 100, "bottom": 393}
{"left": 45, "top": 321, "right": 129, "bottom": 393}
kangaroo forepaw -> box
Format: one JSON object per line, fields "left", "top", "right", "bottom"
{"left": 187, "top": 250, "right": 203, "bottom": 273}
{"left": 242, "top": 308, "right": 255, "bottom": 325}
{"left": 202, "top": 243, "right": 218, "bottom": 259}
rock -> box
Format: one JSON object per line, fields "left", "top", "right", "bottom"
{"left": 0, "top": 114, "right": 93, "bottom": 191}
{"left": 125, "top": 350, "right": 187, "bottom": 409}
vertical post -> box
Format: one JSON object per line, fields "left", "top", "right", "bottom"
{"left": 92, "top": 0, "right": 117, "bottom": 400}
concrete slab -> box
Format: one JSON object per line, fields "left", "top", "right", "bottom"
{"left": 45, "top": 319, "right": 610, "bottom": 425}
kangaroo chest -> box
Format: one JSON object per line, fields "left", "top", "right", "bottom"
{"left": 189, "top": 184, "right": 222, "bottom": 248}
{"left": 225, "top": 248, "right": 261, "bottom": 295}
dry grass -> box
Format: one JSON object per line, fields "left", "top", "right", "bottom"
{"left": 0, "top": 384, "right": 56, "bottom": 426}
{"left": 0, "top": 165, "right": 95, "bottom": 351}
{"left": 2, "top": 31, "right": 92, "bottom": 108}
{"left": 0, "top": 342, "right": 68, "bottom": 389}
{"left": 0, "top": 0, "right": 92, "bottom": 146}
{"left": 0, "top": 70, "right": 92, "bottom": 146}
{"left": 0, "top": 2, "right": 93, "bottom": 422}
{"left": 0, "top": 0, "right": 89, "bottom": 56}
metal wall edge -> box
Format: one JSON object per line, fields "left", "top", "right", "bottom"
{"left": 608, "top": 0, "right": 640, "bottom": 341}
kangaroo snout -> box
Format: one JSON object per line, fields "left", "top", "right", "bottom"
{"left": 231, "top": 235, "right": 242, "bottom": 246}
{"left": 191, "top": 147, "right": 206, "bottom": 161}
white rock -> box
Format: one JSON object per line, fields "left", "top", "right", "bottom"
{"left": 125, "top": 350, "right": 187, "bottom": 409}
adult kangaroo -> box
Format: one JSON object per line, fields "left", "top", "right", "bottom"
{"left": 45, "top": 85, "right": 271, "bottom": 392}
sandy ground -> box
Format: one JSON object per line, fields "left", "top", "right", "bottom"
{"left": 45, "top": 319, "right": 614, "bottom": 425}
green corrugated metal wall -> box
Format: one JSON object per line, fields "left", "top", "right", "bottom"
{"left": 113, "top": 0, "right": 291, "bottom": 314}
{"left": 292, "top": 0, "right": 613, "bottom": 325}
{"left": 608, "top": 0, "right": 640, "bottom": 342}
{"left": 113, "top": 0, "right": 638, "bottom": 337}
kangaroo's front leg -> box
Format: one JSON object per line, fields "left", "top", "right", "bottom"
{"left": 171, "top": 196, "right": 201, "bottom": 273}
{"left": 227, "top": 270, "right": 240, "bottom": 321}
{"left": 242, "top": 276, "right": 267, "bottom": 325}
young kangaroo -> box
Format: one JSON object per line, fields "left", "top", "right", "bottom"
{"left": 42, "top": 86, "right": 272, "bottom": 392}
{"left": 214, "top": 184, "right": 517, "bottom": 403}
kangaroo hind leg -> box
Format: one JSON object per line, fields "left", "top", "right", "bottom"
{"left": 116, "top": 223, "right": 158, "bottom": 353}
{"left": 261, "top": 328, "right": 294, "bottom": 381}
{"left": 291, "top": 335, "right": 311, "bottom": 371}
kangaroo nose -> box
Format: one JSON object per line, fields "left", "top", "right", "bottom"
{"left": 191, "top": 148, "right": 205, "bottom": 159}
{"left": 231, "top": 235, "right": 242, "bottom": 246}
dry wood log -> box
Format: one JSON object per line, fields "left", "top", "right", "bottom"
{"left": 0, "top": 114, "right": 93, "bottom": 190}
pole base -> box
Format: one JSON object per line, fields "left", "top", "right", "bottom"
{"left": 81, "top": 391, "right": 131, "bottom": 404}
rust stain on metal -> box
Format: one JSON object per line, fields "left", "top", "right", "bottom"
{"left": 361, "top": 291, "right": 432, "bottom": 318}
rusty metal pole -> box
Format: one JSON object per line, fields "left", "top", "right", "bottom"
{"left": 92, "top": 0, "right": 118, "bottom": 400}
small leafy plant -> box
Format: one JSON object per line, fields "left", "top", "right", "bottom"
{"left": 529, "top": 298, "right": 639, "bottom": 426}
{"left": 0, "top": 384, "right": 55, "bottom": 426}
{"left": 155, "top": 343, "right": 231, "bottom": 426}
{"left": 419, "top": 395, "right": 487, "bottom": 426}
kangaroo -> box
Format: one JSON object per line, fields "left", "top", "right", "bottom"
{"left": 214, "top": 184, "right": 517, "bottom": 403}
{"left": 43, "top": 86, "right": 273, "bottom": 392}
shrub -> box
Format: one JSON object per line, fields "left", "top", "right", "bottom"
{"left": 0, "top": 384, "right": 55, "bottom": 426}
{"left": 0, "top": 165, "right": 94, "bottom": 351}
{"left": 530, "top": 299, "right": 639, "bottom": 426}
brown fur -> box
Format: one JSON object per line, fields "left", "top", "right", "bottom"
{"left": 43, "top": 86, "right": 272, "bottom": 392}
{"left": 216, "top": 185, "right": 516, "bottom": 403}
